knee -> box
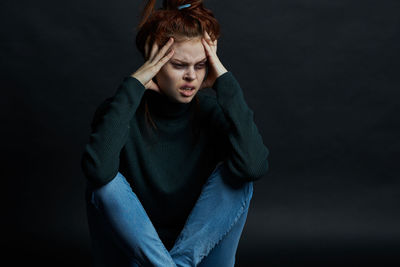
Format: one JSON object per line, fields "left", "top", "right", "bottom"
{"left": 213, "top": 162, "right": 254, "bottom": 194}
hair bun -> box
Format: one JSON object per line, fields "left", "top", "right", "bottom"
{"left": 163, "top": 0, "right": 203, "bottom": 11}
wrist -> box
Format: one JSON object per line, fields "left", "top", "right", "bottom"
{"left": 215, "top": 61, "right": 228, "bottom": 77}
{"left": 217, "top": 69, "right": 228, "bottom": 78}
{"left": 130, "top": 74, "right": 146, "bottom": 88}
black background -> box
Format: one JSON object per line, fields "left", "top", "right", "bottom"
{"left": 1, "top": 0, "right": 399, "bottom": 266}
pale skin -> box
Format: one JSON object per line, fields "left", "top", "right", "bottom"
{"left": 131, "top": 31, "right": 228, "bottom": 103}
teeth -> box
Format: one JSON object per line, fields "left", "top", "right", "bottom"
{"left": 182, "top": 87, "right": 193, "bottom": 90}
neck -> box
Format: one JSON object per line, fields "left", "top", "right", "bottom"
{"left": 145, "top": 90, "right": 193, "bottom": 119}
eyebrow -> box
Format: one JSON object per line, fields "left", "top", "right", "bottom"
{"left": 171, "top": 58, "right": 207, "bottom": 65}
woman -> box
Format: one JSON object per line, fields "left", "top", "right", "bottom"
{"left": 81, "top": 0, "right": 269, "bottom": 266}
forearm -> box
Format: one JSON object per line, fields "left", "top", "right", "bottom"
{"left": 81, "top": 76, "right": 146, "bottom": 187}
{"left": 212, "top": 71, "right": 269, "bottom": 181}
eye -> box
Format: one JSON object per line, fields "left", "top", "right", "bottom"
{"left": 172, "top": 63, "right": 184, "bottom": 69}
{"left": 196, "top": 63, "right": 206, "bottom": 69}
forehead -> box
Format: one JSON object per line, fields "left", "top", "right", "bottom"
{"left": 170, "top": 39, "right": 205, "bottom": 62}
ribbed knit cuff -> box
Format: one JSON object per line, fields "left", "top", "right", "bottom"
{"left": 212, "top": 71, "right": 243, "bottom": 101}
{"left": 212, "top": 71, "right": 232, "bottom": 90}
{"left": 123, "top": 76, "right": 146, "bottom": 92}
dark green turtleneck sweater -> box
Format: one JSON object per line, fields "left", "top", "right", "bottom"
{"left": 81, "top": 71, "right": 269, "bottom": 250}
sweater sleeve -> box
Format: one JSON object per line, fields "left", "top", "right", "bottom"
{"left": 81, "top": 76, "right": 146, "bottom": 187}
{"left": 212, "top": 71, "right": 269, "bottom": 181}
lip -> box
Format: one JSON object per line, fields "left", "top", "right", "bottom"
{"left": 180, "top": 84, "right": 196, "bottom": 90}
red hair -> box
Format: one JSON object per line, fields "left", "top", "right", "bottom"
{"left": 135, "top": 0, "right": 221, "bottom": 59}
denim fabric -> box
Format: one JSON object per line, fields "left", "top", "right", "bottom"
{"left": 85, "top": 162, "right": 253, "bottom": 267}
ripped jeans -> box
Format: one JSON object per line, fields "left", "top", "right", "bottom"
{"left": 85, "top": 162, "right": 254, "bottom": 267}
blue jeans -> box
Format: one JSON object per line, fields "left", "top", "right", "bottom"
{"left": 85, "top": 162, "right": 254, "bottom": 267}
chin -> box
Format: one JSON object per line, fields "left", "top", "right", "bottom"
{"left": 176, "top": 91, "right": 198, "bottom": 103}
{"left": 179, "top": 97, "right": 194, "bottom": 104}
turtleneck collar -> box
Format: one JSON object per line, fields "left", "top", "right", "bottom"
{"left": 145, "top": 89, "right": 193, "bottom": 120}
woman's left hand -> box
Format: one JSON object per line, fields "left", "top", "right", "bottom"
{"left": 200, "top": 31, "right": 228, "bottom": 89}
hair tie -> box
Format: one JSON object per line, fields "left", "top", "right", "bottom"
{"left": 177, "top": 4, "right": 191, "bottom": 10}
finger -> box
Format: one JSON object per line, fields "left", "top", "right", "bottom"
{"left": 202, "top": 37, "right": 214, "bottom": 58}
{"left": 204, "top": 31, "right": 214, "bottom": 45}
{"left": 153, "top": 49, "right": 174, "bottom": 71}
{"left": 148, "top": 40, "right": 159, "bottom": 62}
{"left": 205, "top": 34, "right": 216, "bottom": 53}
{"left": 204, "top": 31, "right": 211, "bottom": 41}
{"left": 201, "top": 37, "right": 210, "bottom": 53}
{"left": 152, "top": 37, "right": 174, "bottom": 64}
{"left": 202, "top": 38, "right": 217, "bottom": 64}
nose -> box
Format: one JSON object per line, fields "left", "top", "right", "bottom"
{"left": 184, "top": 66, "right": 196, "bottom": 81}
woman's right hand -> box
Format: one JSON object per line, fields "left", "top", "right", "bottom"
{"left": 131, "top": 36, "right": 175, "bottom": 92}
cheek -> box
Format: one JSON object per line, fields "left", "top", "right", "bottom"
{"left": 165, "top": 67, "right": 184, "bottom": 80}
{"left": 198, "top": 69, "right": 207, "bottom": 79}
{"left": 157, "top": 66, "right": 171, "bottom": 80}
{"left": 157, "top": 67, "right": 182, "bottom": 87}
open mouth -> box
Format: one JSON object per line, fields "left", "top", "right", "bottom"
{"left": 179, "top": 87, "right": 196, "bottom": 96}
{"left": 180, "top": 86, "right": 195, "bottom": 90}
